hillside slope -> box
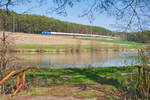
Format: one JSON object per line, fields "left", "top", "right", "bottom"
{"left": 1, "top": 32, "right": 111, "bottom": 45}
{"left": 0, "top": 9, "right": 116, "bottom": 36}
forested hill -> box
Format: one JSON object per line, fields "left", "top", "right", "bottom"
{"left": 0, "top": 9, "right": 115, "bottom": 36}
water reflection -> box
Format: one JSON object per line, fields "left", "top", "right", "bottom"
{"left": 15, "top": 52, "right": 138, "bottom": 68}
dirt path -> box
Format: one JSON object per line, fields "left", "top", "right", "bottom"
{"left": 3, "top": 83, "right": 124, "bottom": 100}
{"left": 10, "top": 96, "right": 89, "bottom": 100}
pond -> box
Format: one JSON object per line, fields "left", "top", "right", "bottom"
{"left": 13, "top": 51, "right": 139, "bottom": 68}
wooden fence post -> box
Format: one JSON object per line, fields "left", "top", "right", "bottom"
{"left": 0, "top": 67, "right": 36, "bottom": 94}
{"left": 13, "top": 84, "right": 22, "bottom": 95}
{"left": 22, "top": 71, "right": 26, "bottom": 91}
{"left": 17, "top": 73, "right": 20, "bottom": 89}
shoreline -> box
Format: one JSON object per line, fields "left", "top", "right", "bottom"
{"left": 0, "top": 48, "right": 138, "bottom": 53}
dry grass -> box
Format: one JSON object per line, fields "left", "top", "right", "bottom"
{"left": 0, "top": 32, "right": 115, "bottom": 46}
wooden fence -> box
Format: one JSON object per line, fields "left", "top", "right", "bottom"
{"left": 0, "top": 67, "right": 36, "bottom": 95}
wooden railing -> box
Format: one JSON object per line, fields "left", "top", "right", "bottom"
{"left": 0, "top": 67, "right": 36, "bottom": 95}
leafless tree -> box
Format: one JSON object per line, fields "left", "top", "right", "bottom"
{"left": 1, "top": 0, "right": 150, "bottom": 31}
{"left": 47, "top": 0, "right": 150, "bottom": 31}
{"left": 0, "top": 31, "right": 18, "bottom": 94}
{"left": 0, "top": 0, "right": 18, "bottom": 94}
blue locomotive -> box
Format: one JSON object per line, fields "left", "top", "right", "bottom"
{"left": 42, "top": 32, "right": 51, "bottom": 35}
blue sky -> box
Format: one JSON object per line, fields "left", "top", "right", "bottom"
{"left": 11, "top": 1, "right": 117, "bottom": 31}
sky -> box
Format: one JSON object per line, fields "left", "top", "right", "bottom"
{"left": 10, "top": 0, "right": 117, "bottom": 31}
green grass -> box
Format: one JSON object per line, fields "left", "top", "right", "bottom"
{"left": 11, "top": 44, "right": 141, "bottom": 50}
{"left": 1, "top": 37, "right": 145, "bottom": 50}
{"left": 9, "top": 38, "right": 145, "bottom": 50}
{"left": 80, "top": 38, "right": 140, "bottom": 45}
{"left": 25, "top": 87, "right": 50, "bottom": 96}
{"left": 24, "top": 66, "right": 136, "bottom": 99}
{"left": 9, "top": 52, "right": 65, "bottom": 56}
{"left": 13, "top": 44, "right": 93, "bottom": 50}
{"left": 1, "top": 66, "right": 137, "bottom": 100}
{"left": 13, "top": 45, "right": 66, "bottom": 50}
{"left": 79, "top": 38, "right": 145, "bottom": 47}
{"left": 26, "top": 66, "right": 136, "bottom": 87}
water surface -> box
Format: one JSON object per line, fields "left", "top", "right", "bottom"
{"left": 14, "top": 52, "right": 138, "bottom": 68}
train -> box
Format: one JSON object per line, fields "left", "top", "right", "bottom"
{"left": 42, "top": 32, "right": 51, "bottom": 35}
{"left": 41, "top": 32, "right": 120, "bottom": 39}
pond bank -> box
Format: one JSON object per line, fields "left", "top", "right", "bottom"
{"left": 1, "top": 48, "right": 137, "bottom": 53}
{"left": 1, "top": 66, "right": 136, "bottom": 100}
{"left": 25, "top": 66, "right": 136, "bottom": 99}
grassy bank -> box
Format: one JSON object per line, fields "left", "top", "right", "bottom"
{"left": 79, "top": 38, "right": 145, "bottom": 48}
{"left": 20, "top": 66, "right": 136, "bottom": 99}
{"left": 79, "top": 38, "right": 144, "bottom": 45}
{"left": 27, "top": 66, "right": 135, "bottom": 86}
{"left": 1, "top": 66, "right": 140, "bottom": 100}
{"left": 9, "top": 38, "right": 145, "bottom": 51}
{"left": 11, "top": 44, "right": 142, "bottom": 51}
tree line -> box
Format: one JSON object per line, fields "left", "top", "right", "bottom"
{"left": 116, "top": 31, "right": 150, "bottom": 43}
{"left": 126, "top": 31, "right": 150, "bottom": 43}
{"left": 1, "top": 9, "right": 150, "bottom": 43}
{"left": 0, "top": 9, "right": 115, "bottom": 36}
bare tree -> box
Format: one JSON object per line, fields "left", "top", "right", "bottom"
{"left": 46, "top": 0, "right": 150, "bottom": 31}
{"left": 0, "top": 0, "right": 150, "bottom": 31}
{"left": 0, "top": 0, "right": 19, "bottom": 95}
{"left": 0, "top": 31, "right": 18, "bottom": 94}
